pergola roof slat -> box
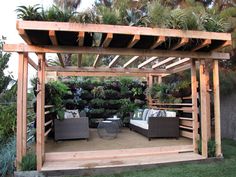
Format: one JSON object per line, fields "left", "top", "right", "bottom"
{"left": 108, "top": 55, "right": 120, "bottom": 68}
{"left": 150, "top": 36, "right": 166, "bottom": 49}
{"left": 18, "top": 29, "right": 32, "bottom": 44}
{"left": 138, "top": 57, "right": 158, "bottom": 69}
{"left": 152, "top": 57, "right": 176, "bottom": 69}
{"left": 171, "top": 38, "right": 189, "bottom": 50}
{"left": 191, "top": 39, "right": 211, "bottom": 52}
{"left": 123, "top": 56, "right": 139, "bottom": 68}
{"left": 166, "top": 58, "right": 191, "bottom": 70}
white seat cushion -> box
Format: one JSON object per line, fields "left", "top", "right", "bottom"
{"left": 166, "top": 111, "right": 176, "bottom": 117}
{"left": 64, "top": 109, "right": 80, "bottom": 119}
{"left": 130, "top": 119, "right": 148, "bottom": 130}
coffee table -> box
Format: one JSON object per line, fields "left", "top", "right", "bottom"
{"left": 97, "top": 120, "right": 119, "bottom": 139}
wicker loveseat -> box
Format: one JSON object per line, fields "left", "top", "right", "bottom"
{"left": 54, "top": 110, "right": 89, "bottom": 141}
{"left": 130, "top": 109, "right": 179, "bottom": 140}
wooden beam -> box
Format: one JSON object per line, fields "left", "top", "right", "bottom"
{"left": 28, "top": 56, "right": 38, "bottom": 70}
{"left": 148, "top": 74, "right": 153, "bottom": 106}
{"left": 18, "top": 29, "right": 32, "bottom": 44}
{"left": 22, "top": 54, "right": 28, "bottom": 157}
{"left": 78, "top": 32, "right": 85, "bottom": 67}
{"left": 138, "top": 57, "right": 158, "bottom": 69}
{"left": 108, "top": 55, "right": 120, "bottom": 68}
{"left": 48, "top": 30, "right": 65, "bottom": 67}
{"left": 166, "top": 58, "right": 190, "bottom": 70}
{"left": 16, "top": 53, "right": 24, "bottom": 170}
{"left": 57, "top": 71, "right": 166, "bottom": 77}
{"left": 17, "top": 20, "right": 232, "bottom": 41}
{"left": 152, "top": 57, "right": 176, "bottom": 69}
{"left": 191, "top": 59, "right": 199, "bottom": 153}
{"left": 191, "top": 39, "right": 211, "bottom": 52}
{"left": 199, "top": 60, "right": 208, "bottom": 158}
{"left": 4, "top": 44, "right": 231, "bottom": 60}
{"left": 205, "top": 63, "right": 211, "bottom": 140}
{"left": 127, "top": 35, "right": 140, "bottom": 48}
{"left": 36, "top": 53, "right": 45, "bottom": 171}
{"left": 150, "top": 36, "right": 166, "bottom": 49}
{"left": 47, "top": 66, "right": 167, "bottom": 74}
{"left": 102, "top": 33, "right": 113, "bottom": 47}
{"left": 123, "top": 56, "right": 139, "bottom": 68}
{"left": 171, "top": 38, "right": 189, "bottom": 50}
{"left": 213, "top": 40, "right": 232, "bottom": 51}
{"left": 213, "top": 60, "right": 222, "bottom": 157}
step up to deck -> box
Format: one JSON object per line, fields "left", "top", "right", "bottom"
{"left": 42, "top": 152, "right": 205, "bottom": 172}
{"left": 44, "top": 145, "right": 193, "bottom": 162}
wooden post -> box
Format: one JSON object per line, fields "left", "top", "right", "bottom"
{"left": 16, "top": 53, "right": 24, "bottom": 170}
{"left": 22, "top": 54, "right": 28, "bottom": 156}
{"left": 36, "top": 53, "right": 45, "bottom": 171}
{"left": 147, "top": 74, "right": 153, "bottom": 106}
{"left": 199, "top": 60, "right": 209, "bottom": 158}
{"left": 191, "top": 59, "right": 198, "bottom": 153}
{"left": 213, "top": 60, "right": 222, "bottom": 157}
{"left": 205, "top": 63, "right": 211, "bottom": 139}
{"left": 158, "top": 76, "right": 162, "bottom": 84}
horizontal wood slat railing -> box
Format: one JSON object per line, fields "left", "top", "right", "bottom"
{"left": 44, "top": 105, "right": 55, "bottom": 137}
{"left": 149, "top": 94, "right": 198, "bottom": 139}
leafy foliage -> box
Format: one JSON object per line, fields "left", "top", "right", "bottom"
{"left": 123, "top": 8, "right": 150, "bottom": 27}
{"left": 0, "top": 137, "right": 16, "bottom": 176}
{"left": 97, "top": 6, "right": 120, "bottom": 25}
{"left": 20, "top": 153, "right": 36, "bottom": 171}
{"left": 15, "top": 4, "right": 44, "bottom": 21}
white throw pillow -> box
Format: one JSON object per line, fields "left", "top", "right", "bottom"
{"left": 166, "top": 111, "right": 176, "bottom": 117}
{"left": 142, "top": 109, "right": 149, "bottom": 120}
{"left": 64, "top": 109, "right": 80, "bottom": 119}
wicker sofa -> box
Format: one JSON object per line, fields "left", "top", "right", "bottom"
{"left": 130, "top": 109, "right": 179, "bottom": 140}
{"left": 54, "top": 117, "right": 89, "bottom": 141}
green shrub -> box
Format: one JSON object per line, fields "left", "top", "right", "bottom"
{"left": 16, "top": 4, "right": 44, "bottom": 21}
{"left": 20, "top": 153, "right": 36, "bottom": 171}
{"left": 198, "top": 138, "right": 216, "bottom": 157}
{"left": 0, "top": 104, "right": 16, "bottom": 141}
{"left": 90, "top": 98, "right": 105, "bottom": 108}
{"left": 0, "top": 137, "right": 16, "bottom": 176}
{"left": 97, "top": 6, "right": 120, "bottom": 25}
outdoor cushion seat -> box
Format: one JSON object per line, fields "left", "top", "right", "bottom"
{"left": 130, "top": 109, "right": 179, "bottom": 140}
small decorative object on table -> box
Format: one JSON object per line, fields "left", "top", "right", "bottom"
{"left": 106, "top": 116, "right": 122, "bottom": 131}
{"left": 97, "top": 120, "right": 119, "bottom": 139}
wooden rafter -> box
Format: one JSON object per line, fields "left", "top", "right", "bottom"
{"left": 28, "top": 57, "right": 38, "bottom": 70}
{"left": 108, "top": 55, "right": 120, "bottom": 68}
{"left": 93, "top": 55, "right": 100, "bottom": 67}
{"left": 78, "top": 32, "right": 85, "bottom": 67}
{"left": 213, "top": 40, "right": 232, "bottom": 51}
{"left": 3, "top": 44, "right": 231, "bottom": 60}
{"left": 17, "top": 20, "right": 232, "bottom": 41}
{"left": 169, "top": 62, "right": 191, "bottom": 73}
{"left": 138, "top": 57, "right": 158, "bottom": 69}
{"left": 93, "top": 33, "right": 113, "bottom": 67}
{"left": 48, "top": 30, "right": 65, "bottom": 67}
{"left": 108, "top": 34, "right": 140, "bottom": 68}
{"left": 123, "top": 56, "right": 139, "bottom": 68}
{"left": 150, "top": 36, "right": 166, "bottom": 49}
{"left": 166, "top": 58, "right": 190, "bottom": 69}
{"left": 18, "top": 29, "right": 32, "bottom": 44}
{"left": 102, "top": 33, "right": 113, "bottom": 47}
{"left": 171, "top": 38, "right": 189, "bottom": 50}
{"left": 152, "top": 57, "right": 176, "bottom": 69}
{"left": 191, "top": 39, "right": 211, "bottom": 52}
{"left": 127, "top": 34, "right": 140, "bottom": 48}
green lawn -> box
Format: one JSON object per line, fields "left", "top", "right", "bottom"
{"left": 92, "top": 139, "right": 236, "bottom": 177}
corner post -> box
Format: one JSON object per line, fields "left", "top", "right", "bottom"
{"left": 148, "top": 74, "right": 153, "bottom": 106}
{"left": 213, "top": 60, "right": 222, "bottom": 157}
{"left": 199, "top": 59, "right": 210, "bottom": 158}
{"left": 36, "top": 53, "right": 46, "bottom": 171}
{"left": 191, "top": 59, "right": 198, "bottom": 153}
{"left": 22, "top": 53, "right": 28, "bottom": 156}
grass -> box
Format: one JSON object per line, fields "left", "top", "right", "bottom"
{"left": 91, "top": 139, "right": 236, "bottom": 177}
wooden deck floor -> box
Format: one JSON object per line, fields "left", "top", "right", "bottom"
{"left": 45, "top": 128, "right": 192, "bottom": 152}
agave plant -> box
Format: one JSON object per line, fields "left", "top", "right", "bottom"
{"left": 72, "top": 9, "right": 100, "bottom": 24}
{"left": 97, "top": 6, "right": 120, "bottom": 25}
{"left": 123, "top": 8, "right": 150, "bottom": 27}
{"left": 166, "top": 8, "right": 188, "bottom": 30}
{"left": 16, "top": 4, "right": 44, "bottom": 21}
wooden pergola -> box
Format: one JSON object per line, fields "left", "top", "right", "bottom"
{"left": 4, "top": 20, "right": 232, "bottom": 171}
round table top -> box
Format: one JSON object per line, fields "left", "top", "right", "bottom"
{"left": 107, "top": 117, "right": 120, "bottom": 120}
